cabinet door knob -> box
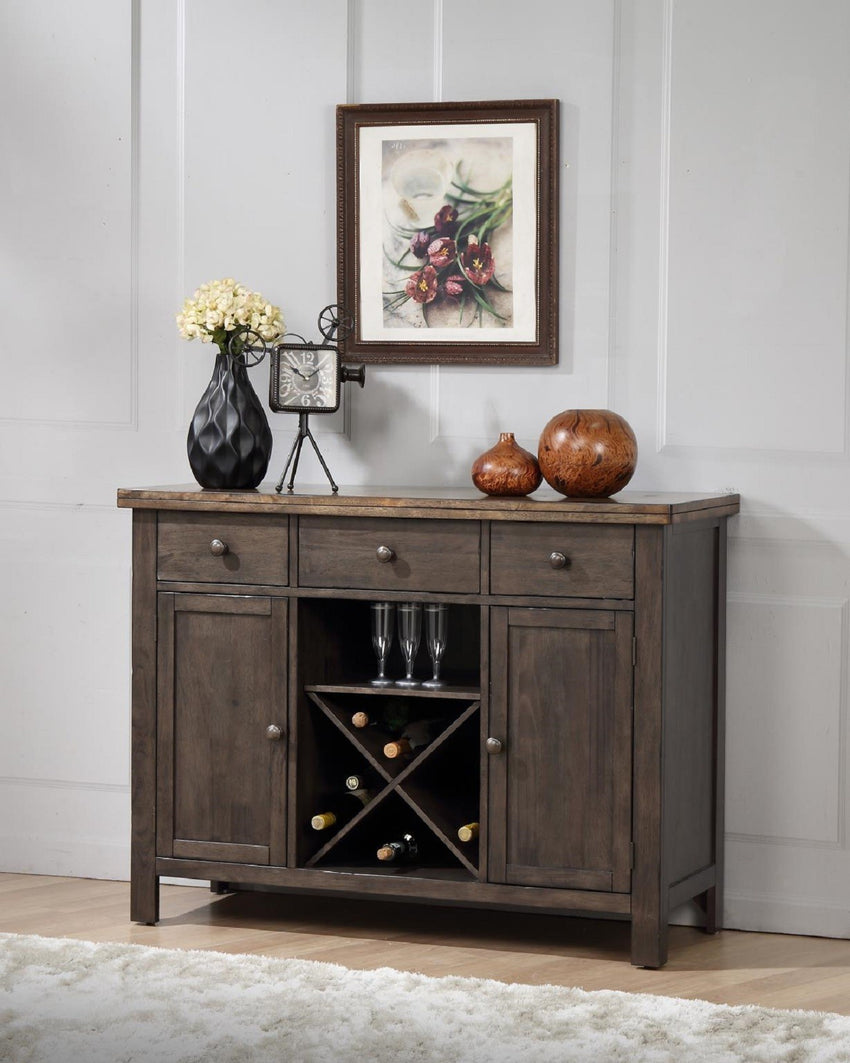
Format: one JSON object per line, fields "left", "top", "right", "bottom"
{"left": 376, "top": 545, "right": 395, "bottom": 563}
{"left": 210, "top": 538, "right": 229, "bottom": 557}
{"left": 549, "top": 551, "right": 568, "bottom": 569}
{"left": 485, "top": 737, "right": 503, "bottom": 755}
{"left": 265, "top": 724, "right": 283, "bottom": 742}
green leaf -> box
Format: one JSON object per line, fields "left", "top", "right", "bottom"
{"left": 468, "top": 283, "right": 509, "bottom": 322}
{"left": 385, "top": 216, "right": 430, "bottom": 239}
{"left": 446, "top": 195, "right": 480, "bottom": 208}
{"left": 383, "top": 245, "right": 421, "bottom": 271}
{"left": 456, "top": 204, "right": 508, "bottom": 241}
{"left": 488, "top": 276, "right": 512, "bottom": 294}
{"left": 451, "top": 170, "right": 512, "bottom": 198}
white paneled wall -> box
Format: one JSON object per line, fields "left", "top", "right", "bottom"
{"left": 665, "top": 1, "right": 850, "bottom": 457}
{"left": 617, "top": 0, "right": 850, "bottom": 937}
{"left": 1, "top": 0, "right": 849, "bottom": 937}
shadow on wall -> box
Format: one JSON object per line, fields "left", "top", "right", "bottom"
{"left": 346, "top": 368, "right": 470, "bottom": 488}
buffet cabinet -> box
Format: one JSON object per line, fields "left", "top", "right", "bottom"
{"left": 118, "top": 485, "right": 739, "bottom": 968}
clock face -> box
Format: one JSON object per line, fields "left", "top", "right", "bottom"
{"left": 270, "top": 344, "right": 341, "bottom": 413}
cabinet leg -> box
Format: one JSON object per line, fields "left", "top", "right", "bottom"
{"left": 130, "top": 869, "right": 160, "bottom": 926}
{"left": 700, "top": 884, "right": 723, "bottom": 935}
{"left": 210, "top": 881, "right": 232, "bottom": 894}
{"left": 630, "top": 915, "right": 669, "bottom": 969}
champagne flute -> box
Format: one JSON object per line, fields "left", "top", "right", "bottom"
{"left": 370, "top": 602, "right": 395, "bottom": 687}
{"left": 421, "top": 603, "right": 448, "bottom": 689}
{"left": 395, "top": 602, "right": 422, "bottom": 688}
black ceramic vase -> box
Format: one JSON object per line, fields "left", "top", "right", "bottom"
{"left": 187, "top": 350, "right": 273, "bottom": 490}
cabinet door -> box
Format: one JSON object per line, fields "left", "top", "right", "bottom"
{"left": 157, "top": 593, "right": 287, "bottom": 866}
{"left": 489, "top": 607, "right": 633, "bottom": 892}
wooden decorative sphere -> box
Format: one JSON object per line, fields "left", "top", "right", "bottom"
{"left": 538, "top": 409, "right": 638, "bottom": 498}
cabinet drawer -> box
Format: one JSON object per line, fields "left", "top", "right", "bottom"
{"left": 490, "top": 522, "right": 633, "bottom": 599}
{"left": 157, "top": 513, "right": 289, "bottom": 585}
{"left": 298, "top": 516, "right": 480, "bottom": 593}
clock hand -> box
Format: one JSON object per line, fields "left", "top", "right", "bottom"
{"left": 298, "top": 355, "right": 331, "bottom": 380}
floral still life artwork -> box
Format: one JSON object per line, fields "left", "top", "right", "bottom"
{"left": 338, "top": 100, "right": 558, "bottom": 364}
{"left": 381, "top": 137, "right": 514, "bottom": 332}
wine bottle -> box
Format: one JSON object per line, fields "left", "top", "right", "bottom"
{"left": 344, "top": 771, "right": 378, "bottom": 792}
{"left": 382, "top": 718, "right": 442, "bottom": 759}
{"left": 457, "top": 822, "right": 479, "bottom": 843}
{"left": 376, "top": 832, "right": 418, "bottom": 863}
{"left": 351, "top": 699, "right": 411, "bottom": 733}
{"left": 310, "top": 788, "right": 372, "bottom": 831}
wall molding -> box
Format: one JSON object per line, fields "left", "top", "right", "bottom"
{"left": 0, "top": 833, "right": 130, "bottom": 882}
{"left": 429, "top": 366, "right": 441, "bottom": 444}
{"left": 174, "top": 0, "right": 188, "bottom": 432}
{"left": 0, "top": 500, "right": 123, "bottom": 515}
{"left": 724, "top": 889, "right": 850, "bottom": 937}
{"left": 606, "top": 0, "right": 623, "bottom": 409}
{"left": 727, "top": 591, "right": 849, "bottom": 609}
{"left": 725, "top": 831, "right": 843, "bottom": 851}
{"left": 345, "top": 0, "right": 359, "bottom": 105}
{"left": 129, "top": 0, "right": 141, "bottom": 434}
{"left": 654, "top": 0, "right": 850, "bottom": 460}
{"left": 432, "top": 0, "right": 443, "bottom": 104}
{"left": 653, "top": 0, "right": 673, "bottom": 455}
{"left": 0, "top": 0, "right": 140, "bottom": 433}
{"left": 726, "top": 592, "right": 848, "bottom": 850}
{"left": 730, "top": 512, "right": 850, "bottom": 544}
{"left": 659, "top": 441, "right": 850, "bottom": 462}
{"left": 0, "top": 776, "right": 129, "bottom": 796}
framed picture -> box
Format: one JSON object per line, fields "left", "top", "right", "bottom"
{"left": 336, "top": 99, "right": 559, "bottom": 366}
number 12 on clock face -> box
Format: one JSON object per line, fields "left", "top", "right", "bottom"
{"left": 269, "top": 344, "right": 341, "bottom": 413}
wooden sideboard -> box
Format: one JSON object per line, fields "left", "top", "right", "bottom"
{"left": 118, "top": 484, "right": 739, "bottom": 968}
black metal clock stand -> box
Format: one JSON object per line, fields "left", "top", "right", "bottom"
{"left": 271, "top": 304, "right": 364, "bottom": 494}
{"left": 276, "top": 410, "right": 339, "bottom": 493}
{"left": 226, "top": 305, "right": 364, "bottom": 496}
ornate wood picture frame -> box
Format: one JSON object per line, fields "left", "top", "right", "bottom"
{"left": 337, "top": 99, "right": 559, "bottom": 366}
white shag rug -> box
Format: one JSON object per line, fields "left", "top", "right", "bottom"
{"left": 2, "top": 932, "right": 850, "bottom": 1062}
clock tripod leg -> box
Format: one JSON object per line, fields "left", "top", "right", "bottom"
{"left": 286, "top": 431, "right": 307, "bottom": 492}
{"left": 275, "top": 426, "right": 305, "bottom": 493}
{"left": 304, "top": 421, "right": 339, "bottom": 493}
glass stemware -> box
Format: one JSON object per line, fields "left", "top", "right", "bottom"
{"left": 370, "top": 602, "right": 395, "bottom": 687}
{"left": 421, "top": 603, "right": 448, "bottom": 689}
{"left": 395, "top": 602, "right": 422, "bottom": 688}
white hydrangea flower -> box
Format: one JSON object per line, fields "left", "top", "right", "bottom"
{"left": 177, "top": 278, "right": 285, "bottom": 351}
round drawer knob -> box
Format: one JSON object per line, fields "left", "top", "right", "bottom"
{"left": 485, "top": 737, "right": 503, "bottom": 755}
{"left": 210, "top": 538, "right": 229, "bottom": 557}
{"left": 549, "top": 551, "right": 568, "bottom": 569}
{"left": 265, "top": 724, "right": 283, "bottom": 742}
{"left": 376, "top": 545, "right": 395, "bottom": 563}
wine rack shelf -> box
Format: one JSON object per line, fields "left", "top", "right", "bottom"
{"left": 303, "top": 691, "right": 481, "bottom": 875}
{"left": 122, "top": 484, "right": 737, "bottom": 967}
{"left": 315, "top": 865, "right": 474, "bottom": 883}
{"left": 305, "top": 682, "right": 480, "bottom": 700}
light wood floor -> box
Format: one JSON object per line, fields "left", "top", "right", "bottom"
{"left": 2, "top": 872, "right": 849, "bottom": 1015}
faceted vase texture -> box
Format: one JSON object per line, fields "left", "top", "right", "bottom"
{"left": 187, "top": 351, "right": 273, "bottom": 490}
